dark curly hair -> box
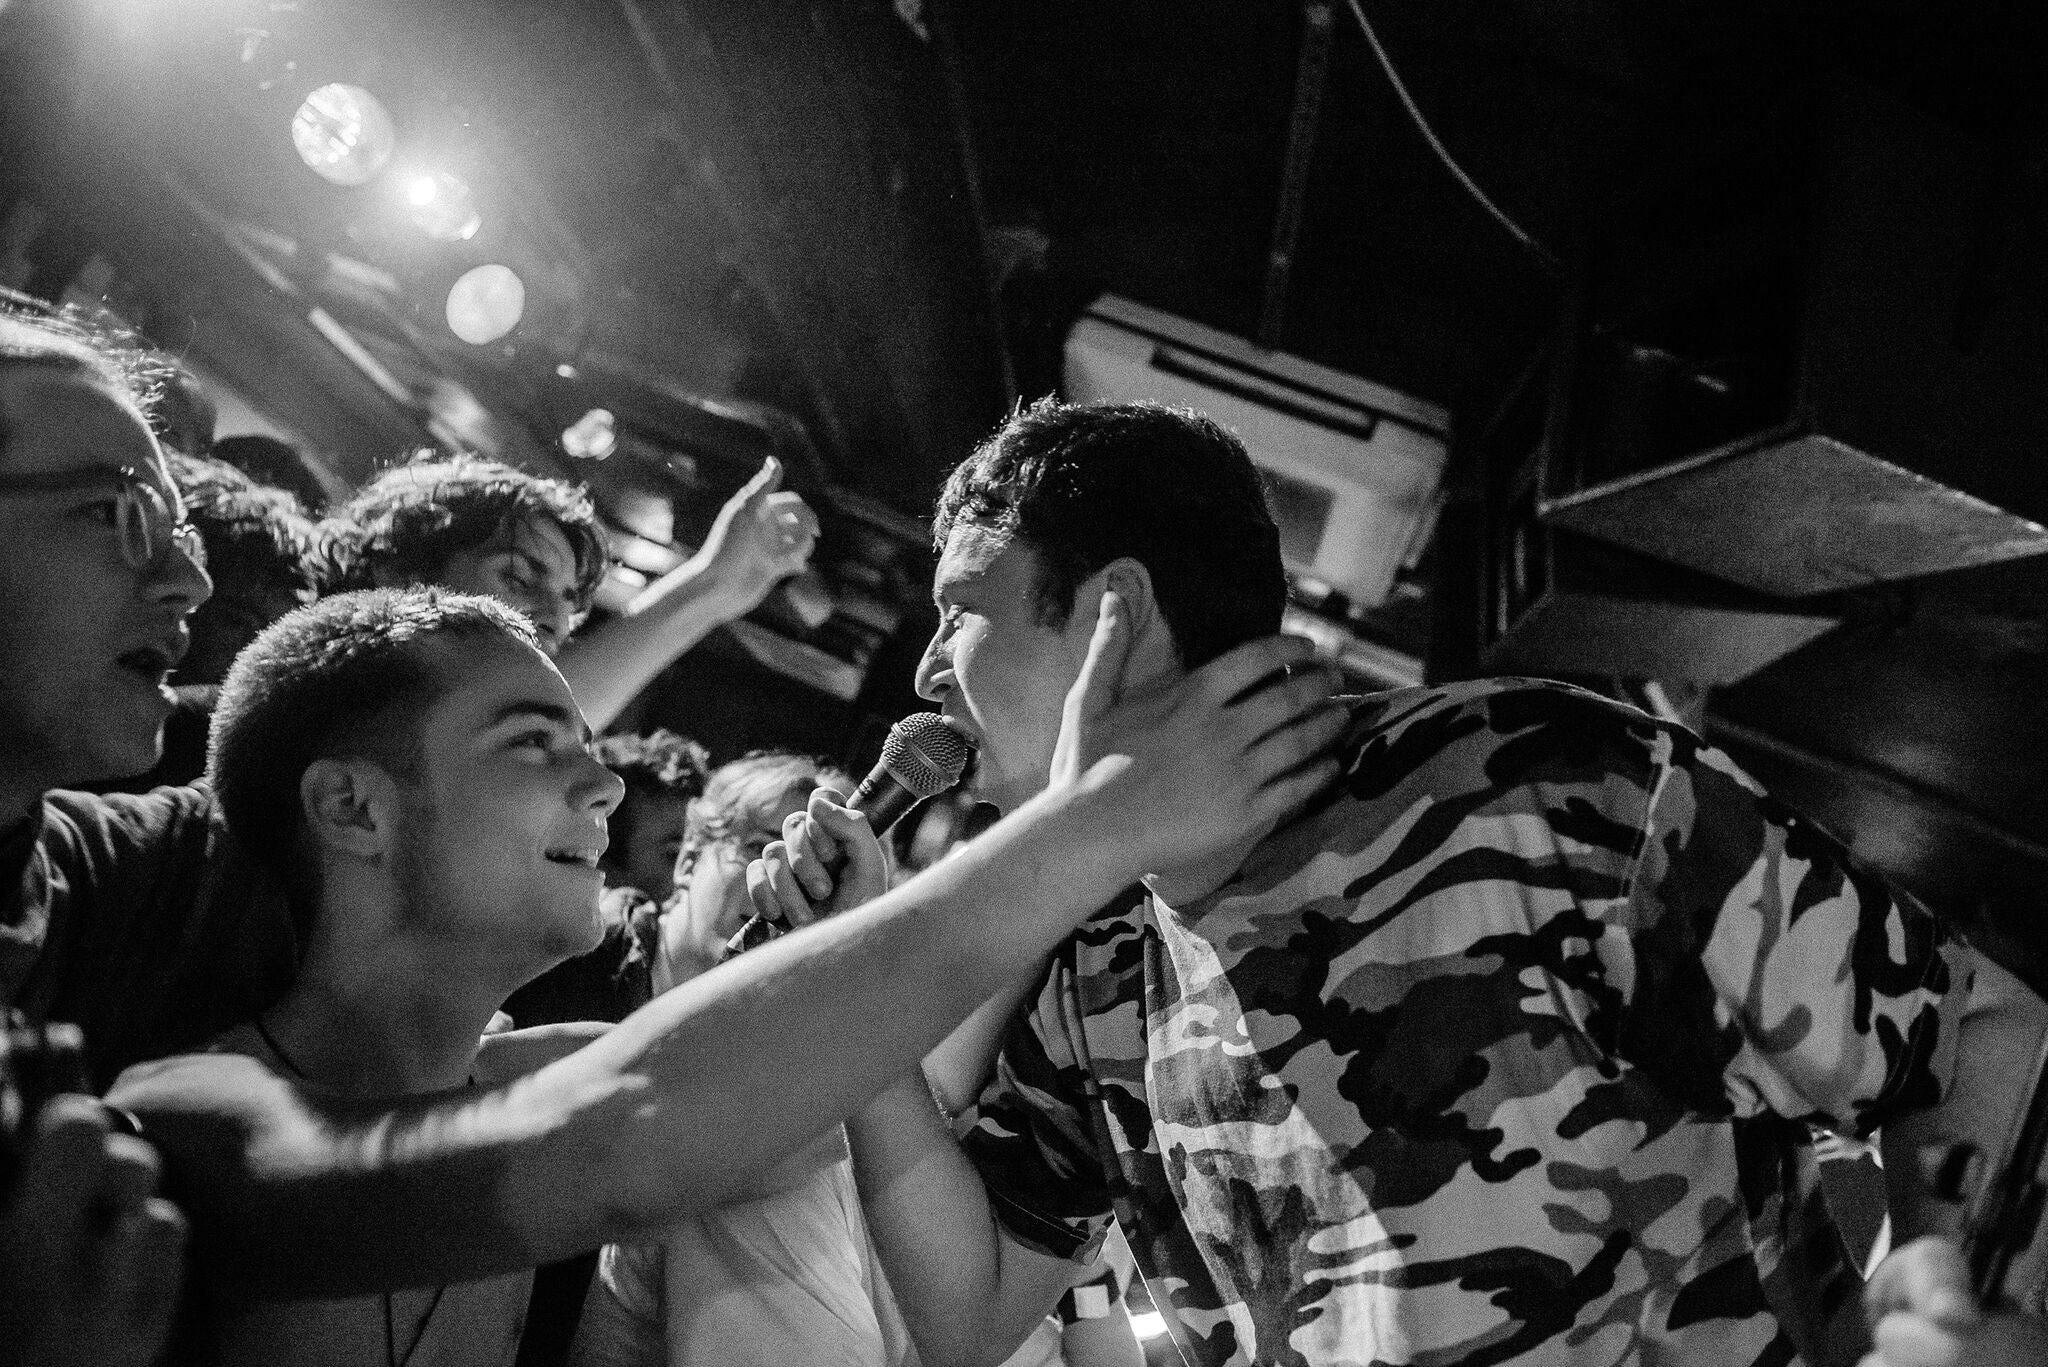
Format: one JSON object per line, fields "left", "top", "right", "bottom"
{"left": 323, "top": 452, "right": 609, "bottom": 611}
{"left": 933, "top": 398, "right": 1285, "bottom": 669}
{"left": 593, "top": 729, "right": 711, "bottom": 859}
{"left": 208, "top": 587, "right": 541, "bottom": 896}
{"left": 166, "top": 451, "right": 320, "bottom": 604}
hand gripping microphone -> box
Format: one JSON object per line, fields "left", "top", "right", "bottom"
{"left": 721, "top": 712, "right": 971, "bottom": 959}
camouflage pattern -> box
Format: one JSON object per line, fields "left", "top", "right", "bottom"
{"left": 959, "top": 680, "right": 1969, "bottom": 1367}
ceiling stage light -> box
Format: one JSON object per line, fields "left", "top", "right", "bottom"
{"left": 405, "top": 172, "right": 482, "bottom": 242}
{"left": 291, "top": 84, "right": 395, "bottom": 186}
{"left": 562, "top": 407, "right": 618, "bottom": 460}
{"left": 445, "top": 264, "right": 525, "bottom": 344}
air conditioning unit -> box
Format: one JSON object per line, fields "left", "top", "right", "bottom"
{"left": 1063, "top": 294, "right": 1451, "bottom": 608}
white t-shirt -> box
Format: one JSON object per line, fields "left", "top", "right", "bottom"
{"left": 571, "top": 1132, "right": 919, "bottom": 1367}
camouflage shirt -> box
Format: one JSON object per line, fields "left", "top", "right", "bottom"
{"left": 958, "top": 680, "right": 1968, "bottom": 1367}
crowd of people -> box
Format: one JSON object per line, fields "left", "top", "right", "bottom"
{"left": 0, "top": 296, "right": 2043, "bottom": 1367}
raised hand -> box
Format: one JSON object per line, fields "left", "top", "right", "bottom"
{"left": 693, "top": 456, "right": 820, "bottom": 615}
{"left": 1048, "top": 591, "right": 1347, "bottom": 877}
{"left": 0, "top": 1095, "right": 187, "bottom": 1367}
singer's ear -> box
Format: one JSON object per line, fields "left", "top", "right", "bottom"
{"left": 1082, "top": 558, "right": 1172, "bottom": 676}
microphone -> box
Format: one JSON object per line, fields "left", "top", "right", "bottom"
{"left": 721, "top": 712, "right": 971, "bottom": 959}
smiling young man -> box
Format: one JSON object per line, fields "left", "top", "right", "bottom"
{"left": 194, "top": 588, "right": 629, "bottom": 1366}
{"left": 329, "top": 450, "right": 820, "bottom": 731}
{"left": 746, "top": 399, "right": 2048, "bottom": 1367}
{"left": 495, "top": 729, "right": 709, "bottom": 1030}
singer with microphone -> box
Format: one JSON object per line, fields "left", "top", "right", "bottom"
{"left": 747, "top": 399, "right": 2041, "bottom": 1367}
{"left": 721, "top": 712, "right": 971, "bottom": 959}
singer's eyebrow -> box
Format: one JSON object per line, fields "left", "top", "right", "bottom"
{"left": 931, "top": 567, "right": 979, "bottom": 609}
{"left": 482, "top": 699, "right": 592, "bottom": 746}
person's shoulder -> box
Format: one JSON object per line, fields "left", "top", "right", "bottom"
{"left": 1341, "top": 676, "right": 1662, "bottom": 739}
{"left": 33, "top": 782, "right": 224, "bottom": 891}
{"left": 1332, "top": 677, "right": 1678, "bottom": 793}
{"left": 1234, "top": 678, "right": 1683, "bottom": 878}
{"left": 39, "top": 781, "right": 221, "bottom": 854}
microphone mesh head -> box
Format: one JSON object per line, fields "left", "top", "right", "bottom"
{"left": 880, "top": 712, "right": 972, "bottom": 799}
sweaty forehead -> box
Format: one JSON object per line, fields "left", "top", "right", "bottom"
{"left": 0, "top": 365, "right": 164, "bottom": 482}
{"left": 933, "top": 522, "right": 1021, "bottom": 597}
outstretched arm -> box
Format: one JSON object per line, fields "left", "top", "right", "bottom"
{"left": 109, "top": 605, "right": 1343, "bottom": 1299}
{"left": 556, "top": 456, "right": 819, "bottom": 729}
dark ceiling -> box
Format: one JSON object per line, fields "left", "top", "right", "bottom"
{"left": 3, "top": 0, "right": 2045, "bottom": 978}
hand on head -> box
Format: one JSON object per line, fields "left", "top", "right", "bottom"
{"left": 1861, "top": 1236, "right": 2048, "bottom": 1367}
{"left": 1047, "top": 591, "right": 1348, "bottom": 876}
{"left": 0, "top": 1095, "right": 186, "bottom": 1367}
{"left": 750, "top": 594, "right": 1347, "bottom": 926}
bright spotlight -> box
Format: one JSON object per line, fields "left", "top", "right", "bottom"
{"left": 445, "top": 264, "right": 524, "bottom": 345}
{"left": 562, "top": 407, "right": 618, "bottom": 461}
{"left": 406, "top": 172, "right": 482, "bottom": 242}
{"left": 291, "top": 84, "right": 395, "bottom": 186}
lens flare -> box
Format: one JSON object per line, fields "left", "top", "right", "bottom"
{"left": 290, "top": 84, "right": 395, "bottom": 186}
{"left": 445, "top": 264, "right": 525, "bottom": 344}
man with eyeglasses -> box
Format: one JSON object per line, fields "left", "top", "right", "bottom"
{"left": 0, "top": 309, "right": 206, "bottom": 1366}
{"left": 0, "top": 451, "right": 211, "bottom": 788}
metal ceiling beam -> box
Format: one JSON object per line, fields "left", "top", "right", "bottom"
{"left": 1258, "top": 1, "right": 1335, "bottom": 350}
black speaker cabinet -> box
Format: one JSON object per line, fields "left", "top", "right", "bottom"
{"left": 1538, "top": 82, "right": 2048, "bottom": 598}
{"left": 1478, "top": 357, "right": 1838, "bottom": 686}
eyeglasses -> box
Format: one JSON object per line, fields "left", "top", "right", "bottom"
{"left": 0, "top": 464, "right": 208, "bottom": 573}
